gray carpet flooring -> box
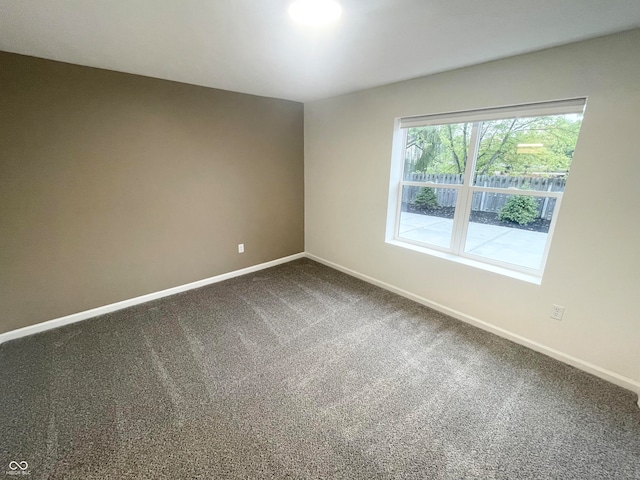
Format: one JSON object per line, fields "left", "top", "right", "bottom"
{"left": 1, "top": 259, "right": 639, "bottom": 479}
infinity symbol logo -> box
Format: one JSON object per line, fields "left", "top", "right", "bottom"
{"left": 8, "top": 461, "right": 28, "bottom": 471}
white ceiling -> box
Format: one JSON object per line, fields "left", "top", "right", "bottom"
{"left": 1, "top": 0, "right": 639, "bottom": 102}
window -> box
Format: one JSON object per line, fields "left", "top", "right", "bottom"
{"left": 387, "top": 99, "right": 586, "bottom": 280}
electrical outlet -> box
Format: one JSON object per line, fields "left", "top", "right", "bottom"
{"left": 550, "top": 304, "right": 565, "bottom": 321}
{"left": 238, "top": 243, "right": 244, "bottom": 253}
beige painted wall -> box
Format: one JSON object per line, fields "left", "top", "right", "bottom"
{"left": 305, "top": 30, "right": 640, "bottom": 388}
{"left": 0, "top": 52, "right": 304, "bottom": 334}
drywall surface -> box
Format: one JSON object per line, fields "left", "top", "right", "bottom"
{"left": 0, "top": 52, "right": 304, "bottom": 333}
{"left": 305, "top": 30, "right": 640, "bottom": 386}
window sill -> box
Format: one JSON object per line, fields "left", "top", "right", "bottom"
{"left": 386, "top": 239, "right": 543, "bottom": 285}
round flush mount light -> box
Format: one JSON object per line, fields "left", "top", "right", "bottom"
{"left": 288, "top": 0, "right": 342, "bottom": 26}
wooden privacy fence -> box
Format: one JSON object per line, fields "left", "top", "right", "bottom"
{"left": 402, "top": 174, "right": 566, "bottom": 220}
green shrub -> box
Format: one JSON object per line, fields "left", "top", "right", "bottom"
{"left": 498, "top": 195, "right": 538, "bottom": 225}
{"left": 413, "top": 187, "right": 439, "bottom": 209}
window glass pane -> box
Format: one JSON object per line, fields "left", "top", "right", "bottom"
{"left": 399, "top": 186, "right": 458, "bottom": 249}
{"left": 403, "top": 123, "right": 471, "bottom": 184}
{"left": 464, "top": 192, "right": 557, "bottom": 270}
{"left": 473, "top": 114, "right": 583, "bottom": 192}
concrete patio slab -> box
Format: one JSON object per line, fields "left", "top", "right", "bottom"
{"left": 398, "top": 212, "right": 547, "bottom": 270}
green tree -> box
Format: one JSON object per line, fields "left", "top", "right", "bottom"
{"left": 412, "top": 187, "right": 439, "bottom": 209}
{"left": 405, "top": 127, "right": 443, "bottom": 173}
{"left": 405, "top": 114, "right": 582, "bottom": 178}
{"left": 498, "top": 195, "right": 538, "bottom": 225}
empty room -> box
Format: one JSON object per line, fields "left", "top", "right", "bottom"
{"left": 1, "top": 1, "right": 639, "bottom": 478}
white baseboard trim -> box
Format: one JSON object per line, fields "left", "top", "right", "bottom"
{"left": 305, "top": 253, "right": 640, "bottom": 405}
{"left": 0, "top": 253, "right": 305, "bottom": 346}
{"left": 2, "top": 250, "right": 638, "bottom": 408}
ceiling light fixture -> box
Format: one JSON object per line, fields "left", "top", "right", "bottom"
{"left": 288, "top": 0, "right": 342, "bottom": 26}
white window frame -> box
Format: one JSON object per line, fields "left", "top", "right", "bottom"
{"left": 386, "top": 98, "right": 586, "bottom": 282}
